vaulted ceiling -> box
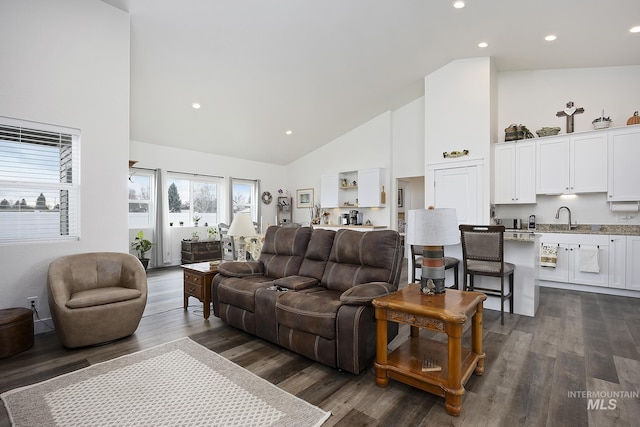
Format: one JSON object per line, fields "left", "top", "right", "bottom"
{"left": 101, "top": 0, "right": 640, "bottom": 165}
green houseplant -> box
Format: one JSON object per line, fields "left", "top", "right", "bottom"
{"left": 131, "top": 230, "right": 154, "bottom": 270}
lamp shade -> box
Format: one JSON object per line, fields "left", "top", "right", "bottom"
{"left": 406, "top": 208, "right": 459, "bottom": 246}
{"left": 227, "top": 213, "right": 256, "bottom": 237}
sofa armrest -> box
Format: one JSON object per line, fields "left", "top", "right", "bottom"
{"left": 340, "top": 282, "right": 398, "bottom": 305}
{"left": 273, "top": 275, "right": 319, "bottom": 290}
{"left": 217, "top": 261, "right": 264, "bottom": 277}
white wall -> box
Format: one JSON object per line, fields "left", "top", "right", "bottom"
{"left": 130, "top": 141, "right": 287, "bottom": 264}
{"left": 495, "top": 65, "right": 640, "bottom": 226}
{"left": 287, "top": 112, "right": 393, "bottom": 228}
{"left": 0, "top": 0, "right": 130, "bottom": 329}
{"left": 424, "top": 57, "right": 494, "bottom": 223}
{"left": 392, "top": 97, "right": 425, "bottom": 179}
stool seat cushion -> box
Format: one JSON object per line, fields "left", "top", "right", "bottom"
{"left": 0, "top": 307, "right": 34, "bottom": 358}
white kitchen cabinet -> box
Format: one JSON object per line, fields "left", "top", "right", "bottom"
{"left": 321, "top": 168, "right": 386, "bottom": 208}
{"left": 626, "top": 236, "right": 640, "bottom": 291}
{"left": 536, "top": 132, "right": 607, "bottom": 194}
{"left": 607, "top": 126, "right": 640, "bottom": 201}
{"left": 609, "top": 236, "right": 627, "bottom": 289}
{"left": 494, "top": 141, "right": 536, "bottom": 204}
{"left": 539, "top": 233, "right": 609, "bottom": 287}
{"left": 357, "top": 167, "right": 385, "bottom": 207}
{"left": 320, "top": 173, "right": 339, "bottom": 208}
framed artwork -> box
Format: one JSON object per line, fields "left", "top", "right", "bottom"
{"left": 398, "top": 188, "right": 404, "bottom": 208}
{"left": 296, "top": 188, "right": 314, "bottom": 208}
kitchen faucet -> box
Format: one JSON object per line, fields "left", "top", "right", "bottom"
{"left": 555, "top": 206, "right": 576, "bottom": 230}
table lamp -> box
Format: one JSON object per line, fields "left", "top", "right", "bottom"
{"left": 227, "top": 212, "right": 257, "bottom": 262}
{"left": 406, "top": 207, "right": 459, "bottom": 295}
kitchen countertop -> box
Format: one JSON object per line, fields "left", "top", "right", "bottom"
{"left": 509, "top": 224, "right": 640, "bottom": 236}
{"left": 504, "top": 232, "right": 540, "bottom": 242}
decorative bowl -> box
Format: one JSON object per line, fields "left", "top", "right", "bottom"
{"left": 535, "top": 127, "right": 561, "bottom": 137}
{"left": 593, "top": 120, "right": 612, "bottom": 130}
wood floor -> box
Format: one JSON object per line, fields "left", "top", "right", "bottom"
{"left": 2, "top": 264, "right": 640, "bottom": 427}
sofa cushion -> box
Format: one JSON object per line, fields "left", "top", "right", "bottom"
{"left": 65, "top": 287, "right": 142, "bottom": 309}
{"left": 276, "top": 288, "right": 343, "bottom": 340}
{"left": 298, "top": 229, "right": 335, "bottom": 281}
{"left": 340, "top": 282, "right": 397, "bottom": 305}
{"left": 322, "top": 229, "right": 402, "bottom": 293}
{"left": 273, "top": 275, "right": 318, "bottom": 290}
{"left": 217, "top": 261, "right": 264, "bottom": 278}
{"left": 258, "top": 226, "right": 313, "bottom": 278}
{"left": 218, "top": 277, "right": 273, "bottom": 312}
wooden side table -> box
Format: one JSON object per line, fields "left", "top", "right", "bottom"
{"left": 181, "top": 261, "right": 220, "bottom": 319}
{"left": 372, "top": 284, "right": 487, "bottom": 416}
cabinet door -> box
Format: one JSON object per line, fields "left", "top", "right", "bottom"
{"left": 515, "top": 142, "right": 536, "bottom": 203}
{"left": 320, "top": 174, "right": 339, "bottom": 208}
{"left": 569, "top": 244, "right": 609, "bottom": 287}
{"left": 494, "top": 144, "right": 516, "bottom": 204}
{"left": 571, "top": 133, "right": 607, "bottom": 193}
{"left": 536, "top": 137, "right": 570, "bottom": 194}
{"left": 626, "top": 236, "right": 640, "bottom": 291}
{"left": 608, "top": 127, "right": 640, "bottom": 201}
{"left": 434, "top": 166, "right": 480, "bottom": 224}
{"left": 357, "top": 168, "right": 384, "bottom": 207}
{"left": 539, "top": 242, "right": 570, "bottom": 283}
{"left": 609, "top": 236, "right": 626, "bottom": 289}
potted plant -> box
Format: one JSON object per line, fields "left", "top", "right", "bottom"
{"left": 131, "top": 230, "right": 154, "bottom": 270}
{"left": 193, "top": 215, "right": 201, "bottom": 226}
{"left": 192, "top": 231, "right": 200, "bottom": 242}
{"left": 207, "top": 227, "right": 218, "bottom": 240}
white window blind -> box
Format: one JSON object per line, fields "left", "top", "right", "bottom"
{"left": 0, "top": 116, "right": 80, "bottom": 243}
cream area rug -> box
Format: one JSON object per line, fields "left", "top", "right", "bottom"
{"left": 1, "top": 338, "right": 331, "bottom": 427}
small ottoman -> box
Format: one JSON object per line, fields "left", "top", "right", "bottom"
{"left": 0, "top": 307, "right": 34, "bottom": 358}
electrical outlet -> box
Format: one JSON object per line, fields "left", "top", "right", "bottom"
{"left": 27, "top": 296, "right": 39, "bottom": 311}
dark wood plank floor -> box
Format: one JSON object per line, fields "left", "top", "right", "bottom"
{"left": 2, "top": 264, "right": 640, "bottom": 426}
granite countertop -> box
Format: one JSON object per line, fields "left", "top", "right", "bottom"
{"left": 513, "top": 224, "right": 640, "bottom": 236}
{"left": 504, "top": 232, "right": 540, "bottom": 242}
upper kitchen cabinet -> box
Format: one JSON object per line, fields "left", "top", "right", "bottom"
{"left": 494, "top": 141, "right": 536, "bottom": 204}
{"left": 357, "top": 167, "right": 386, "bottom": 207}
{"left": 320, "top": 168, "right": 386, "bottom": 208}
{"left": 320, "top": 173, "right": 339, "bottom": 208}
{"left": 607, "top": 126, "right": 640, "bottom": 201}
{"left": 536, "top": 132, "right": 607, "bottom": 194}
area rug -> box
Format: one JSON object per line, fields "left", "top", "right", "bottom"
{"left": 1, "top": 338, "right": 331, "bottom": 426}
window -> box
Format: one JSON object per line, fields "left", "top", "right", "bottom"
{"left": 128, "top": 169, "right": 154, "bottom": 228}
{"left": 167, "top": 173, "right": 222, "bottom": 226}
{"left": 0, "top": 116, "right": 80, "bottom": 242}
{"left": 231, "top": 178, "right": 258, "bottom": 221}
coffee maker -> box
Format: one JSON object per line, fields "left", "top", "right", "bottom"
{"left": 349, "top": 210, "right": 361, "bottom": 226}
{"left": 341, "top": 213, "right": 350, "bottom": 225}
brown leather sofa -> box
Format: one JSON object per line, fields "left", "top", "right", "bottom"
{"left": 212, "top": 225, "right": 403, "bottom": 374}
{"left": 48, "top": 252, "right": 148, "bottom": 348}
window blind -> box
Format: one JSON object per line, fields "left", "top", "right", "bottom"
{"left": 0, "top": 117, "right": 80, "bottom": 242}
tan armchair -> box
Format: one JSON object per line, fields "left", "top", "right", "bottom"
{"left": 47, "top": 252, "right": 147, "bottom": 348}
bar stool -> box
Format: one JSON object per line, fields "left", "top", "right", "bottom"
{"left": 410, "top": 245, "right": 460, "bottom": 289}
{"left": 459, "top": 224, "right": 514, "bottom": 325}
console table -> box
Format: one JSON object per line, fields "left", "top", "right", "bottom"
{"left": 373, "top": 285, "right": 486, "bottom": 416}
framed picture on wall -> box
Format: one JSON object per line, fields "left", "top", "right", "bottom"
{"left": 398, "top": 188, "right": 404, "bottom": 208}
{"left": 296, "top": 188, "right": 314, "bottom": 208}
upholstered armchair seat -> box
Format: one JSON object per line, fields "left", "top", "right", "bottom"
{"left": 47, "top": 252, "right": 147, "bottom": 348}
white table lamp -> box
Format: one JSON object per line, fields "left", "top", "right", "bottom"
{"left": 227, "top": 213, "right": 257, "bottom": 262}
{"left": 406, "top": 207, "right": 459, "bottom": 294}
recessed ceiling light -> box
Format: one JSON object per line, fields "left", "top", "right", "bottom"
{"left": 192, "top": 103, "right": 201, "bottom": 109}
{"left": 545, "top": 34, "right": 557, "bottom": 41}
{"left": 630, "top": 26, "right": 640, "bottom": 33}
{"left": 285, "top": 130, "right": 293, "bottom": 135}
{"left": 453, "top": 1, "right": 465, "bottom": 9}
{"left": 478, "top": 42, "right": 488, "bottom": 48}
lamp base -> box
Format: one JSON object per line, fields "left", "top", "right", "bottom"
{"left": 420, "top": 245, "right": 446, "bottom": 294}
{"left": 236, "top": 239, "right": 248, "bottom": 262}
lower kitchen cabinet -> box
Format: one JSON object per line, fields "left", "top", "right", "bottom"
{"left": 539, "top": 233, "right": 609, "bottom": 288}
{"left": 609, "top": 235, "right": 640, "bottom": 291}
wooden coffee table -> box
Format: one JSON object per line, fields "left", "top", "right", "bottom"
{"left": 181, "top": 261, "right": 221, "bottom": 319}
{"left": 372, "top": 284, "right": 487, "bottom": 416}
